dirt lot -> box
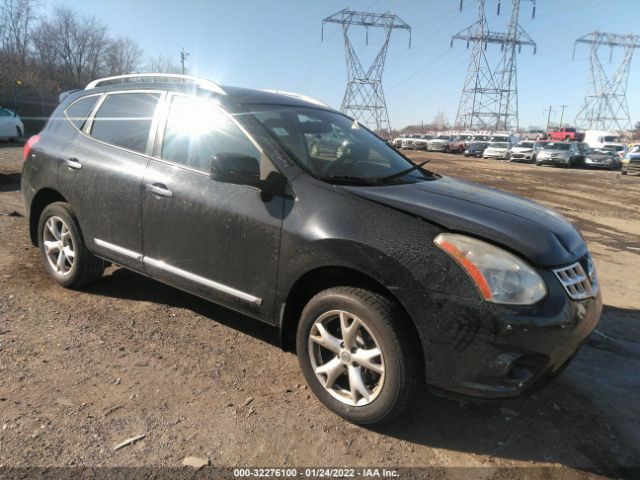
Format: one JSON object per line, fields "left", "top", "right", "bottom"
{"left": 1, "top": 144, "right": 639, "bottom": 478}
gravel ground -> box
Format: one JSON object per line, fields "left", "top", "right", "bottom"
{"left": 0, "top": 144, "right": 639, "bottom": 478}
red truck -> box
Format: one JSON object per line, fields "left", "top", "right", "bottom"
{"left": 547, "top": 127, "right": 584, "bottom": 142}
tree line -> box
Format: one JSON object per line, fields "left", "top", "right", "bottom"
{"left": 0, "top": 0, "right": 181, "bottom": 132}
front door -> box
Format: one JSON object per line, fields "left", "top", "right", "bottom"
{"left": 141, "top": 93, "right": 284, "bottom": 321}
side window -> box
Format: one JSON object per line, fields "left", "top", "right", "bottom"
{"left": 65, "top": 95, "right": 100, "bottom": 129}
{"left": 0, "top": 108, "right": 12, "bottom": 117}
{"left": 90, "top": 92, "right": 160, "bottom": 154}
{"left": 161, "top": 95, "right": 260, "bottom": 172}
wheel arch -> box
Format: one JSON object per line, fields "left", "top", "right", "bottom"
{"left": 279, "top": 265, "right": 423, "bottom": 363}
{"left": 28, "top": 188, "right": 67, "bottom": 245}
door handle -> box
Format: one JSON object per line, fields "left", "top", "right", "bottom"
{"left": 64, "top": 158, "right": 82, "bottom": 169}
{"left": 145, "top": 183, "right": 173, "bottom": 198}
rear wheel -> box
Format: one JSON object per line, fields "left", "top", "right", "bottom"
{"left": 296, "top": 287, "right": 418, "bottom": 426}
{"left": 38, "top": 202, "right": 105, "bottom": 288}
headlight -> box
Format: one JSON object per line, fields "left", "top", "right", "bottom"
{"left": 434, "top": 233, "right": 547, "bottom": 305}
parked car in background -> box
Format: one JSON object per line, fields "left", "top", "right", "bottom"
{"left": 583, "top": 148, "right": 620, "bottom": 170}
{"left": 576, "top": 142, "right": 590, "bottom": 162}
{"left": 583, "top": 130, "right": 622, "bottom": 150}
{"left": 427, "top": 134, "right": 452, "bottom": 152}
{"left": 401, "top": 134, "right": 422, "bottom": 150}
{"left": 536, "top": 141, "right": 580, "bottom": 168}
{"left": 309, "top": 129, "right": 348, "bottom": 157}
{"left": 523, "top": 129, "right": 547, "bottom": 140}
{"left": 412, "top": 134, "right": 435, "bottom": 150}
{"left": 482, "top": 142, "right": 511, "bottom": 159}
{"left": 22, "top": 73, "right": 602, "bottom": 426}
{"left": 392, "top": 133, "right": 409, "bottom": 149}
{"left": 0, "top": 107, "right": 24, "bottom": 141}
{"left": 464, "top": 142, "right": 489, "bottom": 157}
{"left": 508, "top": 141, "right": 541, "bottom": 163}
{"left": 547, "top": 127, "right": 584, "bottom": 142}
{"left": 447, "top": 136, "right": 466, "bottom": 153}
{"left": 621, "top": 144, "right": 640, "bottom": 175}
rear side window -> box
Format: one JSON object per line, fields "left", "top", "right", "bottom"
{"left": 161, "top": 95, "right": 260, "bottom": 172}
{"left": 65, "top": 95, "right": 100, "bottom": 130}
{"left": 90, "top": 92, "right": 160, "bottom": 154}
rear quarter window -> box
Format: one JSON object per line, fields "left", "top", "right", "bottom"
{"left": 64, "top": 95, "right": 101, "bottom": 130}
{"left": 90, "top": 92, "right": 160, "bottom": 154}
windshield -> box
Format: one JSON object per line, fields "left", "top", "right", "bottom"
{"left": 603, "top": 135, "right": 620, "bottom": 143}
{"left": 490, "top": 142, "right": 509, "bottom": 148}
{"left": 249, "top": 105, "right": 435, "bottom": 185}
{"left": 543, "top": 142, "right": 570, "bottom": 150}
{"left": 469, "top": 142, "right": 488, "bottom": 148}
{"left": 515, "top": 142, "right": 534, "bottom": 148}
{"left": 603, "top": 144, "right": 623, "bottom": 152}
{"left": 492, "top": 136, "right": 509, "bottom": 142}
{"left": 436, "top": 135, "right": 451, "bottom": 140}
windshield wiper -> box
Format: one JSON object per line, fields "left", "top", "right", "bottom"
{"left": 319, "top": 175, "right": 381, "bottom": 185}
{"left": 377, "top": 160, "right": 430, "bottom": 182}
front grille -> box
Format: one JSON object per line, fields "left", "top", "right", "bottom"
{"left": 553, "top": 257, "right": 597, "bottom": 300}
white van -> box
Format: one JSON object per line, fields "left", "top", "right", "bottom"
{"left": 583, "top": 130, "right": 623, "bottom": 149}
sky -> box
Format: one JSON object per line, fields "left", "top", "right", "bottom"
{"left": 48, "top": 0, "right": 640, "bottom": 130}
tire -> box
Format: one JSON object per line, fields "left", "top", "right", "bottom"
{"left": 536, "top": 161, "right": 542, "bottom": 166}
{"left": 296, "top": 287, "right": 419, "bottom": 426}
{"left": 9, "top": 126, "right": 21, "bottom": 142}
{"left": 38, "top": 202, "right": 105, "bottom": 288}
{"left": 621, "top": 170, "right": 628, "bottom": 175}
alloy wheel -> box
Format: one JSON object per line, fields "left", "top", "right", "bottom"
{"left": 42, "top": 216, "right": 75, "bottom": 276}
{"left": 308, "top": 310, "right": 385, "bottom": 406}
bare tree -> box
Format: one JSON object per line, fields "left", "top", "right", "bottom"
{"left": 105, "top": 37, "right": 143, "bottom": 75}
{"left": 0, "top": 0, "right": 38, "bottom": 65}
{"left": 32, "top": 5, "right": 109, "bottom": 87}
{"left": 432, "top": 110, "right": 448, "bottom": 130}
{"left": 146, "top": 54, "right": 181, "bottom": 74}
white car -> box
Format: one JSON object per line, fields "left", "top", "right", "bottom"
{"left": 412, "top": 134, "right": 435, "bottom": 150}
{"left": 0, "top": 107, "right": 24, "bottom": 140}
{"left": 482, "top": 142, "right": 511, "bottom": 159}
{"left": 427, "top": 134, "right": 452, "bottom": 152}
{"left": 509, "top": 141, "right": 541, "bottom": 163}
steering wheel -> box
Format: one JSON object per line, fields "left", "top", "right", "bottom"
{"left": 321, "top": 154, "right": 358, "bottom": 178}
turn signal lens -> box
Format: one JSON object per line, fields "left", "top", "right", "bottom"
{"left": 435, "top": 233, "right": 547, "bottom": 305}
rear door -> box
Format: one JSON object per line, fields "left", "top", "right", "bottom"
{"left": 141, "top": 93, "right": 284, "bottom": 321}
{"left": 58, "top": 90, "right": 163, "bottom": 270}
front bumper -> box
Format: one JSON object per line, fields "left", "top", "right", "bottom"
{"left": 622, "top": 160, "right": 640, "bottom": 174}
{"left": 510, "top": 152, "right": 534, "bottom": 162}
{"left": 394, "top": 266, "right": 602, "bottom": 399}
{"left": 538, "top": 155, "right": 569, "bottom": 166}
{"left": 584, "top": 158, "right": 612, "bottom": 168}
{"left": 483, "top": 152, "right": 508, "bottom": 159}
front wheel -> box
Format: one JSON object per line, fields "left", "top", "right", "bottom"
{"left": 38, "top": 202, "right": 105, "bottom": 288}
{"left": 296, "top": 287, "right": 418, "bottom": 426}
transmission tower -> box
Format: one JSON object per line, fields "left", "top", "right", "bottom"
{"left": 452, "top": 0, "right": 536, "bottom": 131}
{"left": 573, "top": 31, "right": 640, "bottom": 131}
{"left": 322, "top": 9, "right": 411, "bottom": 136}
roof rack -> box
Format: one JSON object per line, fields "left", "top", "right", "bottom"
{"left": 260, "top": 89, "right": 330, "bottom": 108}
{"left": 85, "top": 74, "right": 226, "bottom": 95}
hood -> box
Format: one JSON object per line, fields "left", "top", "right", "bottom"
{"left": 486, "top": 146, "right": 508, "bottom": 151}
{"left": 512, "top": 146, "right": 533, "bottom": 152}
{"left": 343, "top": 176, "right": 586, "bottom": 267}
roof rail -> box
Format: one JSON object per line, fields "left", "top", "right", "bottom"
{"left": 85, "top": 73, "right": 226, "bottom": 95}
{"left": 260, "top": 89, "right": 330, "bottom": 108}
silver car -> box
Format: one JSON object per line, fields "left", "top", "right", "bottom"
{"left": 536, "top": 142, "right": 580, "bottom": 168}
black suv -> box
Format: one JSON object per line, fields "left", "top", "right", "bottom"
{"left": 22, "top": 74, "right": 602, "bottom": 425}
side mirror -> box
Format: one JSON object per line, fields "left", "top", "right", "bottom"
{"left": 211, "top": 153, "right": 260, "bottom": 187}
{"left": 210, "top": 152, "right": 285, "bottom": 195}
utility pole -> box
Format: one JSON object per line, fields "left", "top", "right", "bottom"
{"left": 322, "top": 8, "right": 411, "bottom": 137}
{"left": 180, "top": 48, "right": 189, "bottom": 75}
{"left": 452, "top": 0, "right": 536, "bottom": 131}
{"left": 573, "top": 31, "right": 640, "bottom": 131}
{"left": 559, "top": 105, "right": 568, "bottom": 126}
{"left": 544, "top": 105, "right": 555, "bottom": 131}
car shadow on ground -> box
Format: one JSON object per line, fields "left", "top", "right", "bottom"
{"left": 85, "top": 267, "right": 639, "bottom": 477}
